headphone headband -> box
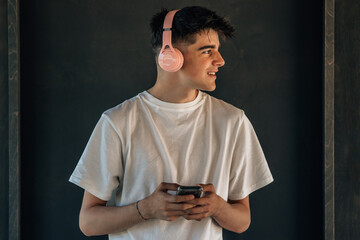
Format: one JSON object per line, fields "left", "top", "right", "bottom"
{"left": 163, "top": 10, "right": 179, "bottom": 29}
{"left": 161, "top": 10, "right": 180, "bottom": 50}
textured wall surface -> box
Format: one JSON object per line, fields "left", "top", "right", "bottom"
{"left": 8, "top": 0, "right": 21, "bottom": 239}
{"left": 324, "top": 0, "right": 335, "bottom": 239}
{"left": 19, "top": 0, "right": 323, "bottom": 239}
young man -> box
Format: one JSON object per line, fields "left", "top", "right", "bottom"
{"left": 69, "top": 6, "right": 273, "bottom": 239}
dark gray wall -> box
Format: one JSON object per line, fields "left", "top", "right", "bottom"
{"left": 19, "top": 0, "right": 323, "bottom": 239}
{"left": 335, "top": 0, "right": 360, "bottom": 239}
{"left": 1, "top": 0, "right": 9, "bottom": 239}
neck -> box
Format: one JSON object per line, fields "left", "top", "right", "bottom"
{"left": 147, "top": 72, "right": 198, "bottom": 103}
{"left": 147, "top": 84, "right": 199, "bottom": 103}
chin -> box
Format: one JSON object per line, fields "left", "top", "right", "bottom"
{"left": 207, "top": 83, "right": 217, "bottom": 91}
{"left": 200, "top": 85, "right": 216, "bottom": 92}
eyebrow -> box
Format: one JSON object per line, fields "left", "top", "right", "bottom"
{"left": 197, "top": 45, "right": 220, "bottom": 51}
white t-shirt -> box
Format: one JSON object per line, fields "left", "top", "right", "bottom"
{"left": 69, "top": 90, "right": 273, "bottom": 240}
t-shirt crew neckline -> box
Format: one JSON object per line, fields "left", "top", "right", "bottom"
{"left": 141, "top": 90, "right": 205, "bottom": 111}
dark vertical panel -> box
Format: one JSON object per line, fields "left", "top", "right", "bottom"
{"left": 335, "top": 0, "right": 360, "bottom": 239}
{"left": 8, "top": 0, "right": 21, "bottom": 239}
{"left": 324, "top": 0, "right": 335, "bottom": 239}
{"left": 292, "top": 1, "right": 324, "bottom": 239}
{"left": 0, "top": 0, "right": 9, "bottom": 239}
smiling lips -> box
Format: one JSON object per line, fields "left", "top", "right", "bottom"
{"left": 207, "top": 70, "right": 218, "bottom": 76}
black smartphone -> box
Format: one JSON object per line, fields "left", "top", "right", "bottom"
{"left": 176, "top": 186, "right": 203, "bottom": 198}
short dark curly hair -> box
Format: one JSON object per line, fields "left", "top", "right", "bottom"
{"left": 150, "top": 6, "right": 235, "bottom": 55}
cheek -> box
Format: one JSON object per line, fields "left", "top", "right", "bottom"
{"left": 182, "top": 56, "right": 194, "bottom": 69}
{"left": 182, "top": 60, "right": 198, "bottom": 75}
{"left": 183, "top": 59, "right": 206, "bottom": 74}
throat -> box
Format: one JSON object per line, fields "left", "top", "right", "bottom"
{"left": 147, "top": 87, "right": 198, "bottom": 103}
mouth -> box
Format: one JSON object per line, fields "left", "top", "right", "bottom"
{"left": 207, "top": 71, "right": 218, "bottom": 76}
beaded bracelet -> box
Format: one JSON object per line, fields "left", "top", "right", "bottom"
{"left": 136, "top": 200, "right": 147, "bottom": 220}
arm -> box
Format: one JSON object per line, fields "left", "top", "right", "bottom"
{"left": 79, "top": 190, "right": 142, "bottom": 236}
{"left": 184, "top": 184, "right": 251, "bottom": 234}
{"left": 213, "top": 197, "right": 251, "bottom": 233}
{"left": 79, "top": 182, "right": 195, "bottom": 236}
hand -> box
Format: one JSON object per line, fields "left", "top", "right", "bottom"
{"left": 183, "top": 184, "right": 226, "bottom": 221}
{"left": 138, "top": 182, "right": 196, "bottom": 221}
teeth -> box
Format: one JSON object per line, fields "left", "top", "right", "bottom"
{"left": 208, "top": 72, "right": 216, "bottom": 75}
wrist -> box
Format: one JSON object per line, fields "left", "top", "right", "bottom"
{"left": 213, "top": 196, "right": 227, "bottom": 218}
{"left": 137, "top": 198, "right": 151, "bottom": 220}
{"left": 136, "top": 199, "right": 149, "bottom": 221}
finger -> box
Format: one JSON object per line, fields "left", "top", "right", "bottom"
{"left": 168, "top": 194, "right": 195, "bottom": 203}
{"left": 185, "top": 205, "right": 209, "bottom": 215}
{"left": 184, "top": 212, "right": 208, "bottom": 221}
{"left": 158, "top": 182, "right": 180, "bottom": 191}
{"left": 165, "top": 210, "right": 188, "bottom": 217}
{"left": 162, "top": 214, "right": 182, "bottom": 222}
{"left": 184, "top": 197, "right": 207, "bottom": 206}
{"left": 183, "top": 215, "right": 202, "bottom": 222}
{"left": 167, "top": 203, "right": 197, "bottom": 211}
{"left": 166, "top": 215, "right": 181, "bottom": 222}
{"left": 198, "top": 183, "right": 215, "bottom": 193}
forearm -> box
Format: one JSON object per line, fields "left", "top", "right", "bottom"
{"left": 80, "top": 202, "right": 144, "bottom": 236}
{"left": 79, "top": 183, "right": 195, "bottom": 236}
{"left": 213, "top": 201, "right": 251, "bottom": 234}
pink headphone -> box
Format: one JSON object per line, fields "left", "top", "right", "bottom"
{"left": 158, "top": 9, "right": 184, "bottom": 72}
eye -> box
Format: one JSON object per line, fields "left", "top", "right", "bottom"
{"left": 203, "top": 50, "right": 211, "bottom": 54}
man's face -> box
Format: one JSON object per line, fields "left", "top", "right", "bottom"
{"left": 176, "top": 29, "right": 225, "bottom": 92}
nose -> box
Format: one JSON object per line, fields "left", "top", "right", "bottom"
{"left": 213, "top": 51, "right": 225, "bottom": 67}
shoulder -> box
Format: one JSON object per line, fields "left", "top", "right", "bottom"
{"left": 98, "top": 92, "right": 145, "bottom": 131}
{"left": 103, "top": 92, "right": 144, "bottom": 119}
{"left": 204, "top": 93, "right": 246, "bottom": 122}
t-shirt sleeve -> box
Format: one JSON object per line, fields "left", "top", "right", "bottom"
{"left": 228, "top": 112, "right": 274, "bottom": 200}
{"left": 69, "top": 114, "right": 123, "bottom": 201}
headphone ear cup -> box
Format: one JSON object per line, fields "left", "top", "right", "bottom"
{"left": 158, "top": 47, "right": 184, "bottom": 72}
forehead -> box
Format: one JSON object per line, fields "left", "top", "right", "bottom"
{"left": 191, "top": 29, "right": 220, "bottom": 46}
{"left": 176, "top": 29, "right": 220, "bottom": 51}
